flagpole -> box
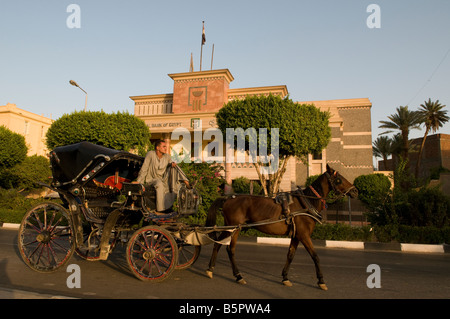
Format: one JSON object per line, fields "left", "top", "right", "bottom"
{"left": 200, "top": 43, "right": 203, "bottom": 71}
{"left": 211, "top": 44, "right": 214, "bottom": 70}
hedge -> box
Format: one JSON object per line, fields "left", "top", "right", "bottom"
{"left": 243, "top": 223, "right": 449, "bottom": 244}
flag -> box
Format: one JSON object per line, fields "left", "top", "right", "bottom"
{"left": 201, "top": 21, "right": 206, "bottom": 45}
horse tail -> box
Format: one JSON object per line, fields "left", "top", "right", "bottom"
{"left": 205, "top": 196, "right": 228, "bottom": 227}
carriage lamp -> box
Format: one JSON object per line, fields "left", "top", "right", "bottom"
{"left": 69, "top": 80, "right": 88, "bottom": 111}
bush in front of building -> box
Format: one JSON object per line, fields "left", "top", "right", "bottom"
{"left": 395, "top": 186, "right": 450, "bottom": 228}
{"left": 311, "top": 223, "right": 373, "bottom": 242}
{"left": 353, "top": 173, "right": 392, "bottom": 223}
{"left": 243, "top": 223, "right": 449, "bottom": 244}
{"left": 0, "top": 125, "right": 28, "bottom": 169}
{"left": 45, "top": 111, "right": 152, "bottom": 156}
{"left": 178, "top": 162, "right": 225, "bottom": 225}
{"left": 371, "top": 224, "right": 450, "bottom": 244}
{"left": 355, "top": 171, "right": 449, "bottom": 228}
{"left": 0, "top": 155, "right": 51, "bottom": 190}
{"left": 232, "top": 177, "right": 263, "bottom": 195}
{"left": 0, "top": 188, "right": 48, "bottom": 224}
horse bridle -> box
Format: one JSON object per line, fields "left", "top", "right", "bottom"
{"left": 324, "top": 171, "right": 357, "bottom": 198}
{"left": 294, "top": 170, "right": 357, "bottom": 208}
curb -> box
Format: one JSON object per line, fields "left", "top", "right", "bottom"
{"left": 256, "top": 237, "right": 449, "bottom": 254}
{"left": 0, "top": 223, "right": 20, "bottom": 230}
{"left": 2, "top": 223, "right": 448, "bottom": 253}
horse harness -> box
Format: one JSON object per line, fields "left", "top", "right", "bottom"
{"left": 273, "top": 189, "right": 323, "bottom": 237}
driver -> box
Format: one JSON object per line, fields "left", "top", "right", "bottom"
{"left": 135, "top": 139, "right": 190, "bottom": 213}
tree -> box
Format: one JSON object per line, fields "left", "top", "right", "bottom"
{"left": 0, "top": 125, "right": 28, "bottom": 169}
{"left": 415, "top": 99, "right": 449, "bottom": 179}
{"left": 372, "top": 136, "right": 392, "bottom": 170}
{"left": 46, "top": 111, "right": 151, "bottom": 155}
{"left": 216, "top": 94, "right": 331, "bottom": 196}
{"left": 379, "top": 106, "right": 421, "bottom": 162}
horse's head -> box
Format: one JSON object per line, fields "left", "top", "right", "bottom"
{"left": 325, "top": 164, "right": 358, "bottom": 198}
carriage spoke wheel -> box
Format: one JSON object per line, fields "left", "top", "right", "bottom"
{"left": 176, "top": 241, "right": 201, "bottom": 270}
{"left": 126, "top": 226, "right": 178, "bottom": 282}
{"left": 18, "top": 202, "right": 74, "bottom": 273}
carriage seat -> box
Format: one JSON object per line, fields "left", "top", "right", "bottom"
{"left": 121, "top": 182, "right": 157, "bottom": 212}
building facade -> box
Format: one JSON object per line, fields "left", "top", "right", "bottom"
{"left": 130, "top": 69, "right": 373, "bottom": 191}
{"left": 380, "top": 133, "right": 450, "bottom": 180}
{"left": 0, "top": 103, "right": 53, "bottom": 156}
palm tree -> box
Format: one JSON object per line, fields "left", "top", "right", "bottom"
{"left": 373, "top": 136, "right": 392, "bottom": 170}
{"left": 415, "top": 99, "right": 449, "bottom": 178}
{"left": 379, "top": 105, "right": 421, "bottom": 162}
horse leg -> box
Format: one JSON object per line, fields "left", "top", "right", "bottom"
{"left": 300, "top": 236, "right": 328, "bottom": 291}
{"left": 206, "top": 242, "right": 222, "bottom": 279}
{"left": 281, "top": 237, "right": 299, "bottom": 287}
{"left": 226, "top": 230, "right": 246, "bottom": 284}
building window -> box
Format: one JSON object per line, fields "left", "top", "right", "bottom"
{"left": 312, "top": 151, "right": 322, "bottom": 160}
{"left": 24, "top": 121, "right": 29, "bottom": 135}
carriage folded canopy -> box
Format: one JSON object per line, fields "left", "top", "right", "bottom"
{"left": 49, "top": 141, "right": 143, "bottom": 187}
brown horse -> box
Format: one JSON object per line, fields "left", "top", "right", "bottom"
{"left": 205, "top": 164, "right": 358, "bottom": 290}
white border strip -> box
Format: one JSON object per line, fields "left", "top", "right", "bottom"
{"left": 325, "top": 240, "right": 364, "bottom": 249}
{"left": 1, "top": 223, "right": 20, "bottom": 229}
{"left": 257, "top": 237, "right": 291, "bottom": 246}
{"left": 401, "top": 243, "right": 444, "bottom": 253}
{"left": 255, "top": 237, "right": 446, "bottom": 253}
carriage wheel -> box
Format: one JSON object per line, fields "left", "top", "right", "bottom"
{"left": 126, "top": 226, "right": 178, "bottom": 282}
{"left": 18, "top": 202, "right": 74, "bottom": 273}
{"left": 176, "top": 241, "right": 201, "bottom": 270}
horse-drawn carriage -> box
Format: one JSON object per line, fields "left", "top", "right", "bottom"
{"left": 18, "top": 141, "right": 202, "bottom": 282}
{"left": 18, "top": 141, "right": 358, "bottom": 289}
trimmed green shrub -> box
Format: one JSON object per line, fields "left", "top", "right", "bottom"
{"left": 354, "top": 173, "right": 391, "bottom": 213}
{"left": 0, "top": 125, "right": 27, "bottom": 169}
{"left": 46, "top": 111, "right": 151, "bottom": 156}
{"left": 232, "top": 176, "right": 263, "bottom": 195}
{"left": 0, "top": 155, "right": 51, "bottom": 190}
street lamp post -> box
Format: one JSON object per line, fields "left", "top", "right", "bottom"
{"left": 69, "top": 80, "right": 88, "bottom": 111}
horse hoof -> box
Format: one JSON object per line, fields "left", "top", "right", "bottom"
{"left": 237, "top": 278, "right": 247, "bottom": 285}
{"left": 318, "top": 283, "right": 328, "bottom": 291}
{"left": 206, "top": 270, "right": 213, "bottom": 279}
{"left": 282, "top": 280, "right": 293, "bottom": 287}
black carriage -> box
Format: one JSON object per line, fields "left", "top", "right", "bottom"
{"left": 17, "top": 141, "right": 201, "bottom": 282}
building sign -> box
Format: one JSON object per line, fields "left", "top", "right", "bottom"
{"left": 188, "top": 86, "right": 207, "bottom": 111}
{"left": 149, "top": 122, "right": 183, "bottom": 128}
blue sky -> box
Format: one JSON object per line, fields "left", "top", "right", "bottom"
{"left": 1, "top": 0, "right": 449, "bottom": 142}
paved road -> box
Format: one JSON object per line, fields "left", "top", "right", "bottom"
{"left": 1, "top": 228, "right": 449, "bottom": 301}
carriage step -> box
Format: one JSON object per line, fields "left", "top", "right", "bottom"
{"left": 99, "top": 244, "right": 111, "bottom": 260}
